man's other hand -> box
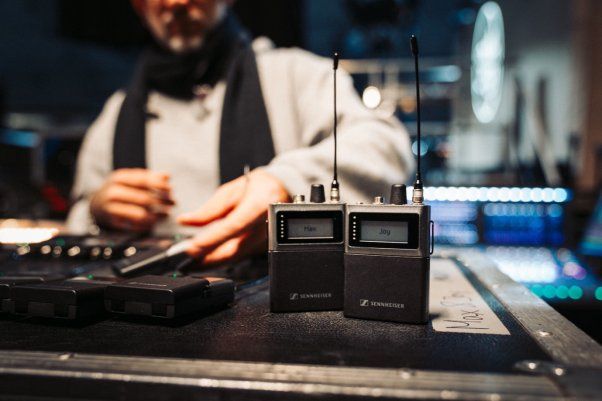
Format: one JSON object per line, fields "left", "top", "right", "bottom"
{"left": 90, "top": 168, "right": 175, "bottom": 232}
{"left": 178, "top": 169, "right": 290, "bottom": 266}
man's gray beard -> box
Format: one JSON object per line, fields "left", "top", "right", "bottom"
{"left": 165, "top": 35, "right": 204, "bottom": 54}
{"left": 151, "top": 4, "right": 228, "bottom": 55}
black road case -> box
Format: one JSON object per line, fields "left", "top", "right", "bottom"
{"left": 0, "top": 254, "right": 600, "bottom": 400}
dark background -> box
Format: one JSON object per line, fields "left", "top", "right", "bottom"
{"left": 0, "top": 0, "right": 472, "bottom": 115}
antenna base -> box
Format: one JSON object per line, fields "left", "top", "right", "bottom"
{"left": 329, "top": 188, "right": 340, "bottom": 203}
{"left": 412, "top": 187, "right": 424, "bottom": 205}
{"left": 329, "top": 180, "right": 340, "bottom": 202}
{"left": 412, "top": 178, "right": 424, "bottom": 204}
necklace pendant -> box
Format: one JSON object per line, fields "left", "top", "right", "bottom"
{"left": 193, "top": 84, "right": 212, "bottom": 121}
{"left": 196, "top": 103, "right": 210, "bottom": 120}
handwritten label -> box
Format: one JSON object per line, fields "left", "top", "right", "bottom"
{"left": 429, "top": 259, "right": 510, "bottom": 335}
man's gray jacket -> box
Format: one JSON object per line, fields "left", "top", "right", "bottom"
{"left": 67, "top": 38, "right": 415, "bottom": 235}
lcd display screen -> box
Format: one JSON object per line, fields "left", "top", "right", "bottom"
{"left": 360, "top": 220, "right": 409, "bottom": 244}
{"left": 287, "top": 218, "right": 334, "bottom": 239}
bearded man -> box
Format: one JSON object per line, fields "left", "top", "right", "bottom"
{"left": 68, "top": 0, "right": 414, "bottom": 265}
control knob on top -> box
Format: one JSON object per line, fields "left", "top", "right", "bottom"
{"left": 390, "top": 184, "right": 407, "bottom": 205}
{"left": 310, "top": 184, "right": 326, "bottom": 203}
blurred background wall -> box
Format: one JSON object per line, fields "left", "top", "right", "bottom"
{"left": 0, "top": 0, "right": 599, "bottom": 220}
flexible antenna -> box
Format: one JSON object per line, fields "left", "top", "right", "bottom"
{"left": 410, "top": 35, "right": 424, "bottom": 204}
{"left": 330, "top": 52, "right": 340, "bottom": 202}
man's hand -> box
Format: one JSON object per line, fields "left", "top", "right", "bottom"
{"left": 178, "top": 169, "right": 290, "bottom": 266}
{"left": 90, "top": 168, "right": 175, "bottom": 232}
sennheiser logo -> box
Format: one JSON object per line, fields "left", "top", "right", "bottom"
{"left": 360, "top": 299, "right": 404, "bottom": 309}
{"left": 289, "top": 292, "right": 332, "bottom": 301}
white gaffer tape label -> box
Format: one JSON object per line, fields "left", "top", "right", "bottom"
{"left": 429, "top": 259, "right": 510, "bottom": 335}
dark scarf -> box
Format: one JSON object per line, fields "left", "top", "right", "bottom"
{"left": 112, "top": 14, "right": 275, "bottom": 183}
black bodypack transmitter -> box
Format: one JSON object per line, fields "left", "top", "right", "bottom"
{"left": 7, "top": 277, "right": 116, "bottom": 320}
{"left": 269, "top": 53, "right": 345, "bottom": 312}
{"left": 104, "top": 275, "right": 234, "bottom": 319}
{"left": 344, "top": 36, "right": 433, "bottom": 324}
{"left": 0, "top": 275, "right": 64, "bottom": 313}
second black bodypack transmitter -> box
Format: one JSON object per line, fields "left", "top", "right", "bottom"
{"left": 104, "top": 275, "right": 234, "bottom": 319}
{"left": 344, "top": 191, "right": 432, "bottom": 323}
{"left": 269, "top": 53, "right": 345, "bottom": 312}
{"left": 344, "top": 36, "right": 433, "bottom": 324}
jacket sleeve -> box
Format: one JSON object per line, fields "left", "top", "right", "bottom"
{"left": 262, "top": 50, "right": 415, "bottom": 203}
{"left": 66, "top": 92, "right": 125, "bottom": 233}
